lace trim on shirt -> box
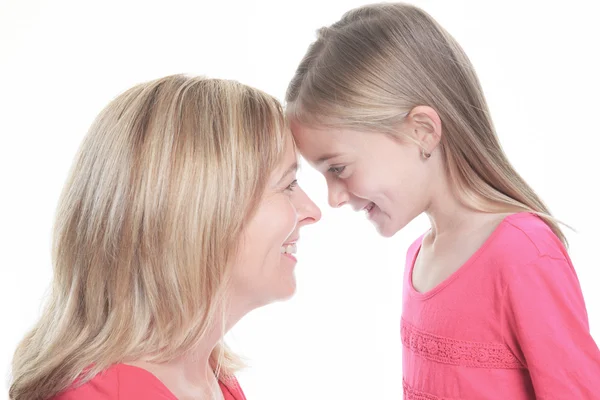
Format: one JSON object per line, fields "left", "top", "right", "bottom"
{"left": 403, "top": 379, "right": 446, "bottom": 400}
{"left": 401, "top": 319, "right": 524, "bottom": 369}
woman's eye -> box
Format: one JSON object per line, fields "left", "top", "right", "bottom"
{"left": 285, "top": 179, "right": 298, "bottom": 192}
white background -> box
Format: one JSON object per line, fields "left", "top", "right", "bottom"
{"left": 1, "top": 1, "right": 599, "bottom": 399}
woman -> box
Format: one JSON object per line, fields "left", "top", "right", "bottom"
{"left": 10, "top": 75, "right": 321, "bottom": 400}
{"left": 286, "top": 3, "right": 600, "bottom": 399}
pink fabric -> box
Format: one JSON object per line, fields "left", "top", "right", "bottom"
{"left": 53, "top": 364, "right": 246, "bottom": 400}
{"left": 402, "top": 212, "right": 600, "bottom": 399}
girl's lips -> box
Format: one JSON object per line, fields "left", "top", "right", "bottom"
{"left": 363, "top": 202, "right": 375, "bottom": 213}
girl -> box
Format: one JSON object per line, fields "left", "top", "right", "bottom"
{"left": 9, "top": 75, "right": 321, "bottom": 400}
{"left": 285, "top": 3, "right": 600, "bottom": 399}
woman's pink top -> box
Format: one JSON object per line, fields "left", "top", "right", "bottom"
{"left": 402, "top": 212, "right": 600, "bottom": 399}
{"left": 52, "top": 363, "right": 246, "bottom": 400}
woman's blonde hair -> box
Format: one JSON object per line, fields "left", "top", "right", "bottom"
{"left": 10, "top": 75, "right": 289, "bottom": 400}
{"left": 286, "top": 3, "right": 567, "bottom": 245}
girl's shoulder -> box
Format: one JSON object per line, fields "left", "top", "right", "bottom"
{"left": 405, "top": 212, "right": 570, "bottom": 275}
{"left": 494, "top": 212, "right": 567, "bottom": 260}
{"left": 483, "top": 212, "right": 574, "bottom": 286}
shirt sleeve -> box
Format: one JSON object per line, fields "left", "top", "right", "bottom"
{"left": 220, "top": 377, "right": 247, "bottom": 400}
{"left": 502, "top": 254, "right": 600, "bottom": 399}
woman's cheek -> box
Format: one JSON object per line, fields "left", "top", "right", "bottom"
{"left": 285, "top": 196, "right": 299, "bottom": 229}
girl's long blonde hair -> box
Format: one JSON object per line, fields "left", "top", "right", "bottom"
{"left": 286, "top": 3, "right": 566, "bottom": 245}
{"left": 10, "top": 75, "right": 289, "bottom": 400}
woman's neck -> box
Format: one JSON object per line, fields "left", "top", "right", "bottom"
{"left": 126, "top": 301, "right": 249, "bottom": 399}
{"left": 126, "top": 329, "right": 222, "bottom": 399}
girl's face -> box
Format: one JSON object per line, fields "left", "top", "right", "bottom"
{"left": 290, "top": 117, "right": 438, "bottom": 237}
{"left": 230, "top": 137, "right": 321, "bottom": 309}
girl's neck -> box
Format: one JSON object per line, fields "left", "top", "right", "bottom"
{"left": 423, "top": 176, "right": 507, "bottom": 245}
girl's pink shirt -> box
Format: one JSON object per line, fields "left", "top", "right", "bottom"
{"left": 402, "top": 212, "right": 600, "bottom": 399}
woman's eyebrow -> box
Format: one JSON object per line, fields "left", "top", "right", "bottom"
{"left": 277, "top": 162, "right": 299, "bottom": 185}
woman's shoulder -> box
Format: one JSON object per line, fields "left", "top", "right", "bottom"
{"left": 219, "top": 376, "right": 247, "bottom": 400}
{"left": 52, "top": 364, "right": 176, "bottom": 400}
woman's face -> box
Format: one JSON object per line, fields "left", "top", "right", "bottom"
{"left": 230, "top": 137, "right": 321, "bottom": 309}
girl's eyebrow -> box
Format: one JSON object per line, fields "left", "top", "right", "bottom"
{"left": 317, "top": 153, "right": 342, "bottom": 165}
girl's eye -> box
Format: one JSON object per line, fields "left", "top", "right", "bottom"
{"left": 328, "top": 166, "right": 346, "bottom": 176}
{"left": 285, "top": 179, "right": 298, "bottom": 192}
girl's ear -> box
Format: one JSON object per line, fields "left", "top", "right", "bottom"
{"left": 406, "top": 105, "right": 442, "bottom": 154}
